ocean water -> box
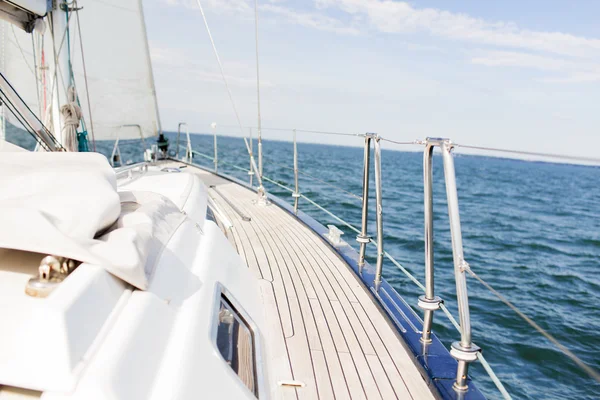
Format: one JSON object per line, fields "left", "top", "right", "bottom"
{"left": 8, "top": 129, "right": 600, "bottom": 399}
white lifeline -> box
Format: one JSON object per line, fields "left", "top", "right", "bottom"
{"left": 0, "top": 152, "right": 266, "bottom": 400}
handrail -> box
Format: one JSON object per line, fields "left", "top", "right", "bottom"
{"left": 114, "top": 162, "right": 149, "bottom": 179}
{"left": 372, "top": 135, "right": 384, "bottom": 291}
{"left": 110, "top": 125, "right": 147, "bottom": 167}
{"left": 292, "top": 129, "right": 300, "bottom": 214}
{"left": 419, "top": 138, "right": 480, "bottom": 392}
{"left": 211, "top": 122, "right": 218, "bottom": 172}
{"left": 357, "top": 135, "right": 372, "bottom": 268}
{"left": 176, "top": 122, "right": 192, "bottom": 162}
{"left": 176, "top": 135, "right": 514, "bottom": 399}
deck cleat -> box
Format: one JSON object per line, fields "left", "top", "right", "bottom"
{"left": 25, "top": 255, "right": 80, "bottom": 298}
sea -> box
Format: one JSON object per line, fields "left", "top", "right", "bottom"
{"left": 8, "top": 129, "right": 600, "bottom": 399}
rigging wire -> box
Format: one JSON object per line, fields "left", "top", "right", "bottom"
{"left": 65, "top": 1, "right": 94, "bottom": 151}
{"left": 381, "top": 137, "right": 424, "bottom": 146}
{"left": 194, "top": 0, "right": 263, "bottom": 190}
{"left": 265, "top": 159, "right": 363, "bottom": 201}
{"left": 254, "top": 0, "right": 263, "bottom": 175}
{"left": 295, "top": 128, "right": 363, "bottom": 137}
{"left": 31, "top": 33, "right": 42, "bottom": 119}
{"left": 217, "top": 124, "right": 364, "bottom": 137}
{"left": 9, "top": 25, "right": 36, "bottom": 77}
{"left": 455, "top": 143, "right": 600, "bottom": 164}
{"left": 73, "top": 0, "right": 96, "bottom": 151}
{"left": 464, "top": 264, "right": 600, "bottom": 384}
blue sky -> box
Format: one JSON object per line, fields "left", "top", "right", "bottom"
{"left": 143, "top": 0, "right": 600, "bottom": 158}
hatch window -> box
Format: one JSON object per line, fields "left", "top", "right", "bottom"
{"left": 215, "top": 294, "right": 258, "bottom": 397}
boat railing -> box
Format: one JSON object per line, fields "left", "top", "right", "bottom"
{"left": 173, "top": 130, "right": 514, "bottom": 399}
{"left": 114, "top": 161, "right": 149, "bottom": 179}
{"left": 420, "top": 137, "right": 479, "bottom": 392}
{"left": 176, "top": 122, "right": 193, "bottom": 163}
{"left": 110, "top": 124, "right": 147, "bottom": 167}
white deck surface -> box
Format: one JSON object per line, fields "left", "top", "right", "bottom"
{"left": 175, "top": 163, "right": 435, "bottom": 400}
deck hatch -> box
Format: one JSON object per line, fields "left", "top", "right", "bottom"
{"left": 215, "top": 293, "right": 258, "bottom": 398}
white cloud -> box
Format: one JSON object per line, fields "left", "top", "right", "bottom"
{"left": 471, "top": 50, "right": 578, "bottom": 71}
{"left": 162, "top": 0, "right": 600, "bottom": 83}
{"left": 150, "top": 45, "right": 273, "bottom": 88}
{"left": 316, "top": 0, "right": 600, "bottom": 58}
{"left": 471, "top": 50, "right": 600, "bottom": 82}
{"left": 163, "top": 0, "right": 357, "bottom": 34}
{"left": 262, "top": 4, "right": 359, "bottom": 35}
{"left": 163, "top": 0, "right": 251, "bottom": 14}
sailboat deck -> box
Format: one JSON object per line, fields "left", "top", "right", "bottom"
{"left": 174, "top": 162, "right": 434, "bottom": 400}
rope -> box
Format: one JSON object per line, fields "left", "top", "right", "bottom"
{"left": 60, "top": 86, "right": 82, "bottom": 151}
{"left": 477, "top": 353, "right": 512, "bottom": 400}
{"left": 194, "top": 0, "right": 264, "bottom": 191}
{"left": 464, "top": 264, "right": 600, "bottom": 383}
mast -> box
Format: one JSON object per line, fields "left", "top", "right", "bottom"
{"left": 138, "top": 0, "right": 162, "bottom": 136}
{"left": 49, "top": 2, "right": 69, "bottom": 146}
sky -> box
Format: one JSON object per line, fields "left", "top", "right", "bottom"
{"left": 142, "top": 0, "right": 600, "bottom": 159}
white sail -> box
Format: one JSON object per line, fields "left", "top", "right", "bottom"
{"left": 1, "top": 0, "right": 161, "bottom": 142}
{"left": 0, "top": 19, "right": 47, "bottom": 133}
{"left": 71, "top": 0, "right": 161, "bottom": 141}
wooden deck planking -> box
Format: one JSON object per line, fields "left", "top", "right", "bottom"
{"left": 176, "top": 164, "right": 434, "bottom": 400}
{"left": 257, "top": 279, "right": 298, "bottom": 400}
{"left": 277, "top": 211, "right": 432, "bottom": 399}
{"left": 278, "top": 213, "right": 415, "bottom": 399}
{"left": 311, "top": 350, "right": 336, "bottom": 400}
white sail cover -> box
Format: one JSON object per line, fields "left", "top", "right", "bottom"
{"left": 1, "top": 0, "right": 161, "bottom": 141}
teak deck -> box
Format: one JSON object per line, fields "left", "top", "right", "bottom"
{"left": 181, "top": 163, "right": 434, "bottom": 400}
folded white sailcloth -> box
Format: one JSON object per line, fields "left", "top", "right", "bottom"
{"left": 0, "top": 152, "right": 184, "bottom": 289}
